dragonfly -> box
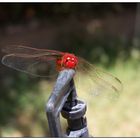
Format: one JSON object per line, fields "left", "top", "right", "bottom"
{"left": 1, "top": 45, "right": 122, "bottom": 99}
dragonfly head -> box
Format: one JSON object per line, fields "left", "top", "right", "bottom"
{"left": 62, "top": 53, "right": 78, "bottom": 69}
{"left": 56, "top": 53, "right": 78, "bottom": 70}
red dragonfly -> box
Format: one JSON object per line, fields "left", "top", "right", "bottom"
{"left": 2, "top": 45, "right": 122, "bottom": 99}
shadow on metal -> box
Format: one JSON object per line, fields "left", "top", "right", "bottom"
{"left": 46, "top": 69, "right": 89, "bottom": 137}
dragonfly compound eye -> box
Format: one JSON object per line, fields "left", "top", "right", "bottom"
{"left": 62, "top": 53, "right": 78, "bottom": 69}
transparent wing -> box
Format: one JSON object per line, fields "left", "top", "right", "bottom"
{"left": 2, "top": 45, "right": 63, "bottom": 56}
{"left": 2, "top": 53, "right": 60, "bottom": 78}
{"left": 1, "top": 45, "right": 64, "bottom": 77}
{"left": 75, "top": 57, "right": 123, "bottom": 100}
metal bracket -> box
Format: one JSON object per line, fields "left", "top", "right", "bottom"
{"left": 46, "top": 69, "right": 89, "bottom": 137}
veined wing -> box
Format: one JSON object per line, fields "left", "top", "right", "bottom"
{"left": 2, "top": 45, "right": 64, "bottom": 56}
{"left": 75, "top": 57, "right": 123, "bottom": 100}
{"left": 1, "top": 45, "right": 64, "bottom": 77}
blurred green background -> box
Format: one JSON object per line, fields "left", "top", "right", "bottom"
{"left": 0, "top": 3, "right": 140, "bottom": 137}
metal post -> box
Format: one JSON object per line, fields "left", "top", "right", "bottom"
{"left": 61, "top": 80, "right": 89, "bottom": 137}
{"left": 46, "top": 69, "right": 89, "bottom": 137}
